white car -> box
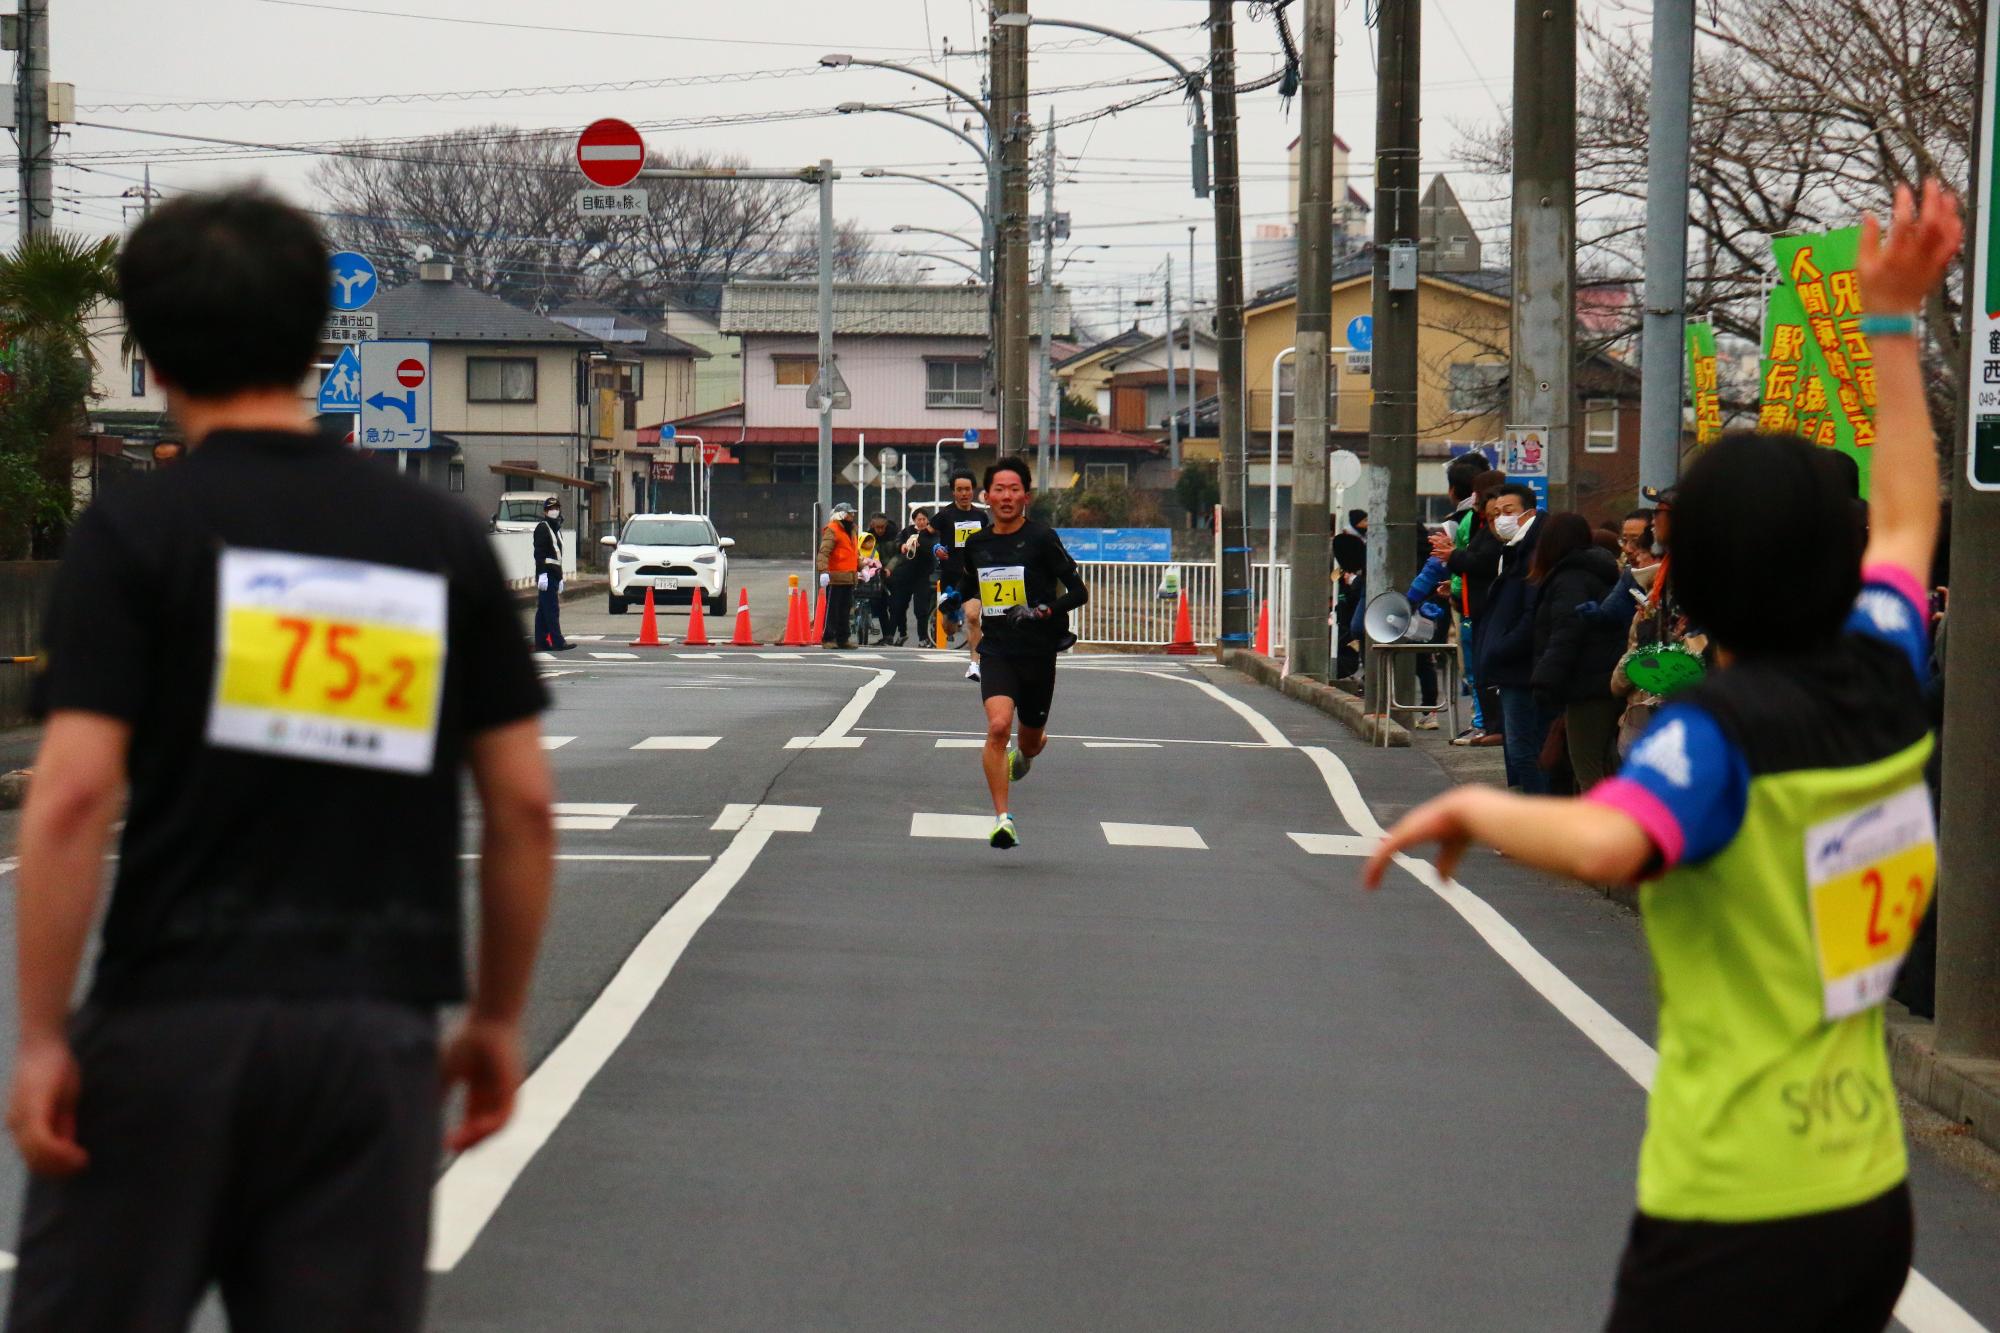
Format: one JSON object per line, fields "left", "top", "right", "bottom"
{"left": 600, "top": 513, "right": 733, "bottom": 615}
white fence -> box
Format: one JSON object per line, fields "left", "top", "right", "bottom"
{"left": 1071, "top": 561, "right": 1294, "bottom": 649}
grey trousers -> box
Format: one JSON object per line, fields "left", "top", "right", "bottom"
{"left": 7, "top": 998, "right": 440, "bottom": 1333}
{"left": 1566, "top": 696, "right": 1625, "bottom": 794}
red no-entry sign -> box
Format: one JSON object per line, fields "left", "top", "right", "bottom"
{"left": 396, "top": 359, "right": 426, "bottom": 389}
{"left": 576, "top": 118, "right": 645, "bottom": 189}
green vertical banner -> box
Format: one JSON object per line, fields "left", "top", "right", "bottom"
{"left": 1768, "top": 228, "right": 1878, "bottom": 497}
{"left": 1970, "top": 0, "right": 2000, "bottom": 490}
{"left": 1757, "top": 280, "right": 1811, "bottom": 436}
{"left": 1685, "top": 320, "right": 1721, "bottom": 447}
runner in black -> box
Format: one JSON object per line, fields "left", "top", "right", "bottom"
{"left": 954, "top": 456, "right": 1087, "bottom": 849}
{"left": 929, "top": 469, "right": 992, "bottom": 677}
{"left": 6, "top": 189, "right": 555, "bottom": 1332}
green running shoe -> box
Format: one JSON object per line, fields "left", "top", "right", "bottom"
{"left": 1007, "top": 747, "right": 1032, "bottom": 781}
{"left": 989, "top": 813, "right": 1018, "bottom": 850}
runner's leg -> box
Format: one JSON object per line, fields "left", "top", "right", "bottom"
{"left": 981, "top": 692, "right": 1016, "bottom": 816}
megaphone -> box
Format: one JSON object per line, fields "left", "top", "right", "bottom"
{"left": 1364, "top": 591, "right": 1440, "bottom": 645}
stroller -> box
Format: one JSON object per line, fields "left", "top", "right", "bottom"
{"left": 851, "top": 537, "right": 890, "bottom": 645}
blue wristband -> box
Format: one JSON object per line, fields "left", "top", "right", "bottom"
{"left": 1858, "top": 314, "right": 1919, "bottom": 338}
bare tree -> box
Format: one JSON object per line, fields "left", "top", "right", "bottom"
{"left": 1462, "top": 0, "right": 1976, "bottom": 426}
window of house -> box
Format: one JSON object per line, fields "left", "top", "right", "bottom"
{"left": 468, "top": 357, "right": 537, "bottom": 403}
{"left": 772, "top": 450, "right": 816, "bottom": 483}
{"left": 772, "top": 356, "right": 817, "bottom": 388}
{"left": 1447, "top": 362, "right": 1507, "bottom": 416}
{"left": 925, "top": 358, "right": 984, "bottom": 410}
{"left": 1584, "top": 398, "right": 1620, "bottom": 453}
{"left": 1276, "top": 357, "right": 1296, "bottom": 426}
{"left": 1084, "top": 461, "right": 1128, "bottom": 484}
{"left": 130, "top": 358, "right": 146, "bottom": 398}
{"left": 447, "top": 460, "right": 465, "bottom": 493}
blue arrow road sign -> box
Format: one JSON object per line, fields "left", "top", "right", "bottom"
{"left": 316, "top": 346, "right": 362, "bottom": 413}
{"left": 328, "top": 251, "right": 378, "bottom": 312}
{"left": 1345, "top": 315, "right": 1374, "bottom": 352}
{"left": 366, "top": 391, "right": 417, "bottom": 423}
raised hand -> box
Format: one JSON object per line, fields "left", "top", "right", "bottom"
{"left": 1858, "top": 178, "right": 1963, "bottom": 317}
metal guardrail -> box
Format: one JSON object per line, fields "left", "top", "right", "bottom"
{"left": 1071, "top": 561, "right": 1293, "bottom": 649}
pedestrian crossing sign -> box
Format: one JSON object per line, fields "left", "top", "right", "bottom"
{"left": 317, "top": 346, "right": 362, "bottom": 414}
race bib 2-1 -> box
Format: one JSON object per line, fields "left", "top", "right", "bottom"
{"left": 1803, "top": 784, "right": 1936, "bottom": 1022}
{"left": 208, "top": 548, "right": 448, "bottom": 775}
{"left": 978, "top": 564, "right": 1027, "bottom": 615}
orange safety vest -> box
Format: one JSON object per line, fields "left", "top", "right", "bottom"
{"left": 823, "top": 521, "right": 858, "bottom": 573}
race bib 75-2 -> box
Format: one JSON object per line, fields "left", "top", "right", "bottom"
{"left": 1804, "top": 784, "right": 1936, "bottom": 1021}
{"left": 208, "top": 548, "right": 448, "bottom": 775}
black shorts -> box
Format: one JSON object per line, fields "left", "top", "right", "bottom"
{"left": 8, "top": 998, "right": 441, "bottom": 1333}
{"left": 1604, "top": 1182, "right": 1912, "bottom": 1333}
{"left": 978, "top": 651, "right": 1058, "bottom": 729}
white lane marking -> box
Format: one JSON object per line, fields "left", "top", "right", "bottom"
{"left": 0, "top": 857, "right": 18, "bottom": 878}
{"left": 570, "top": 634, "right": 607, "bottom": 641}
{"left": 1122, "top": 668, "right": 1291, "bottom": 748}
{"left": 1083, "top": 741, "right": 1161, "bottom": 749}
{"left": 429, "top": 808, "right": 807, "bottom": 1272}
{"left": 675, "top": 652, "right": 725, "bottom": 659}
{"left": 756, "top": 652, "right": 807, "bottom": 660}
{"left": 856, "top": 726, "right": 1264, "bottom": 749}
{"left": 538, "top": 671, "right": 581, "bottom": 681}
{"left": 551, "top": 801, "right": 636, "bottom": 833}
{"left": 540, "top": 736, "right": 576, "bottom": 751}
{"left": 553, "top": 817, "right": 619, "bottom": 831}
{"left": 1102, "top": 821, "right": 1208, "bottom": 850}
{"left": 590, "top": 652, "right": 640, "bottom": 661}
{"left": 1289, "top": 831, "right": 1378, "bottom": 857}
{"left": 911, "top": 812, "right": 995, "bottom": 840}
{"left": 552, "top": 803, "right": 636, "bottom": 818}
{"left": 459, "top": 854, "right": 713, "bottom": 864}
{"left": 1898, "top": 1278, "right": 1991, "bottom": 1333}
{"left": 788, "top": 667, "right": 894, "bottom": 750}
{"left": 846, "top": 652, "right": 887, "bottom": 660}
{"left": 934, "top": 738, "right": 987, "bottom": 749}
{"left": 710, "top": 803, "right": 820, "bottom": 833}
{"left": 632, "top": 736, "right": 721, "bottom": 751}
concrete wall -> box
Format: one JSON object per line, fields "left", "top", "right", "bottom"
{"left": 0, "top": 563, "right": 57, "bottom": 728}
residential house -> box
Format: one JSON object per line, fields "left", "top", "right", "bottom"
{"left": 81, "top": 302, "right": 175, "bottom": 501}
{"left": 1172, "top": 250, "right": 1642, "bottom": 535}
{"left": 1051, "top": 326, "right": 1148, "bottom": 412}
{"left": 666, "top": 281, "right": 1164, "bottom": 553}
{"left": 660, "top": 295, "right": 743, "bottom": 414}
{"left": 1077, "top": 324, "right": 1218, "bottom": 439}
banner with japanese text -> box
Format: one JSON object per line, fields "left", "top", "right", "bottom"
{"left": 1765, "top": 228, "right": 1880, "bottom": 496}
{"left": 1685, "top": 320, "right": 1722, "bottom": 447}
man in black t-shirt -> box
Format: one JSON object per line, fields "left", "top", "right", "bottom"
{"left": 7, "top": 190, "right": 554, "bottom": 1333}
{"left": 929, "top": 470, "right": 991, "bottom": 673}
{"left": 954, "top": 456, "right": 1088, "bottom": 849}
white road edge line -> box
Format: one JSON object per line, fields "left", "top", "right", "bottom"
{"left": 1173, "top": 671, "right": 1981, "bottom": 1333}
{"left": 429, "top": 812, "right": 807, "bottom": 1272}
{"left": 1121, "top": 668, "right": 1293, "bottom": 748}
{"left": 458, "top": 854, "right": 713, "bottom": 864}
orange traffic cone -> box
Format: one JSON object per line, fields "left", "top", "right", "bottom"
{"left": 684, "top": 588, "right": 711, "bottom": 646}
{"left": 1165, "top": 589, "right": 1198, "bottom": 656}
{"left": 780, "top": 579, "right": 808, "bottom": 645}
{"left": 628, "top": 585, "right": 667, "bottom": 648}
{"left": 809, "top": 587, "right": 828, "bottom": 643}
{"left": 731, "top": 588, "right": 756, "bottom": 646}
{"left": 1254, "top": 599, "right": 1271, "bottom": 656}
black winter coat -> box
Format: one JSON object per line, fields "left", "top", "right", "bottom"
{"left": 1472, "top": 517, "right": 1545, "bottom": 687}
{"left": 1529, "top": 547, "right": 1624, "bottom": 705}
{"left": 1445, "top": 524, "right": 1503, "bottom": 620}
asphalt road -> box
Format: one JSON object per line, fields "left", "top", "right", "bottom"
{"left": 1, "top": 618, "right": 1998, "bottom": 1329}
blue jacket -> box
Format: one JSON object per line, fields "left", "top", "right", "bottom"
{"left": 1473, "top": 516, "right": 1544, "bottom": 687}
{"left": 1577, "top": 565, "right": 1645, "bottom": 633}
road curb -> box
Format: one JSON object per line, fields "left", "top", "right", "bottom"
{"left": 1886, "top": 1007, "right": 2000, "bottom": 1157}
{"left": 511, "top": 577, "right": 608, "bottom": 609}
{"left": 1220, "top": 649, "right": 1411, "bottom": 748}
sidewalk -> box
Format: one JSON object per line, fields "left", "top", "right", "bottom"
{"left": 1224, "top": 652, "right": 2000, "bottom": 1163}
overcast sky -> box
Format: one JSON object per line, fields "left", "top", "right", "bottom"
{"left": 35, "top": 0, "right": 1627, "bottom": 337}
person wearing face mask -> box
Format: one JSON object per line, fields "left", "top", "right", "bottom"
{"left": 816, "top": 502, "right": 860, "bottom": 650}
{"left": 533, "top": 496, "right": 573, "bottom": 652}
{"left": 1471, "top": 483, "right": 1549, "bottom": 792}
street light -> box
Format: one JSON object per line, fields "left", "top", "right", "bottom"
{"left": 990, "top": 12, "right": 1210, "bottom": 198}
{"left": 897, "top": 249, "right": 983, "bottom": 280}
{"left": 893, "top": 223, "right": 980, "bottom": 252}
{"left": 820, "top": 55, "right": 998, "bottom": 136}
{"left": 859, "top": 168, "right": 991, "bottom": 283}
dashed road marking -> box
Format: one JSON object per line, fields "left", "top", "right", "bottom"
{"left": 1289, "top": 831, "right": 1378, "bottom": 857}
{"left": 711, "top": 803, "right": 821, "bottom": 833}
{"left": 590, "top": 652, "right": 640, "bottom": 661}
{"left": 632, "top": 736, "right": 721, "bottom": 751}
{"left": 541, "top": 736, "right": 576, "bottom": 750}
{"left": 934, "top": 739, "right": 986, "bottom": 749}
{"left": 552, "top": 802, "right": 635, "bottom": 832}
{"left": 1101, "top": 821, "right": 1208, "bottom": 850}
{"left": 910, "top": 812, "right": 994, "bottom": 840}
{"left": 1083, "top": 741, "right": 1162, "bottom": 749}
{"left": 756, "top": 652, "right": 808, "bottom": 660}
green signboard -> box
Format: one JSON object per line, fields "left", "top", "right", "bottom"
{"left": 1971, "top": 0, "right": 2000, "bottom": 490}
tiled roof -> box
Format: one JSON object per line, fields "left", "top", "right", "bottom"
{"left": 1054, "top": 326, "right": 1147, "bottom": 370}
{"left": 370, "top": 281, "right": 599, "bottom": 344}
{"left": 550, "top": 301, "right": 710, "bottom": 358}
{"left": 720, "top": 281, "right": 1072, "bottom": 338}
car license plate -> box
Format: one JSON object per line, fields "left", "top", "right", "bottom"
{"left": 652, "top": 576, "right": 680, "bottom": 590}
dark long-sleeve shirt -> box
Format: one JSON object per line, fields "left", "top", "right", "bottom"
{"left": 955, "top": 519, "right": 1088, "bottom": 657}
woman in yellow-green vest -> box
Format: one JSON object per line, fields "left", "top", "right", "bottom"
{"left": 1366, "top": 182, "right": 1963, "bottom": 1330}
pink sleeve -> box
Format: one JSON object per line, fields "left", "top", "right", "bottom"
{"left": 1585, "top": 777, "right": 1686, "bottom": 873}
{"left": 1861, "top": 562, "right": 1927, "bottom": 618}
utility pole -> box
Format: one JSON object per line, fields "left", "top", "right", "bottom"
{"left": 992, "top": 0, "right": 1031, "bottom": 458}
{"left": 1166, "top": 254, "right": 1181, "bottom": 469}
{"left": 1368, "top": 0, "right": 1421, "bottom": 701}
{"left": 1037, "top": 108, "right": 1057, "bottom": 487}
{"left": 13, "top": 0, "right": 51, "bottom": 240}
{"left": 816, "top": 159, "right": 836, "bottom": 524}
{"left": 1210, "top": 0, "right": 1252, "bottom": 654}
{"left": 1938, "top": 0, "right": 2000, "bottom": 1064}
{"left": 1638, "top": 0, "right": 1695, "bottom": 498}
{"left": 1510, "top": 0, "right": 1577, "bottom": 514}
{"left": 1287, "top": 0, "right": 1336, "bottom": 681}
{"left": 1189, "top": 226, "right": 1200, "bottom": 446}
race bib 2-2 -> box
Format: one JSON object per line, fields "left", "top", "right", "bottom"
{"left": 978, "top": 564, "right": 1027, "bottom": 615}
{"left": 208, "top": 548, "right": 448, "bottom": 775}
{"left": 1803, "top": 784, "right": 1936, "bottom": 1021}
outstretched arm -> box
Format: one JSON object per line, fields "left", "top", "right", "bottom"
{"left": 1361, "top": 786, "right": 1655, "bottom": 891}
{"left": 1856, "top": 179, "right": 1963, "bottom": 583}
